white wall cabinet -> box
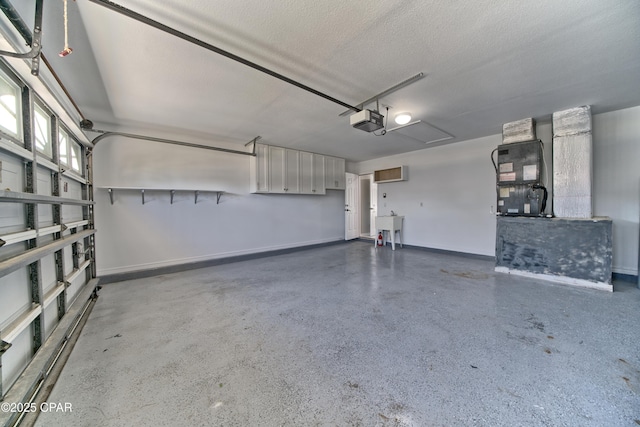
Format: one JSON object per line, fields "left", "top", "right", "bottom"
{"left": 325, "top": 156, "right": 346, "bottom": 190}
{"left": 312, "top": 153, "right": 326, "bottom": 194}
{"left": 300, "top": 151, "right": 326, "bottom": 194}
{"left": 251, "top": 144, "right": 338, "bottom": 195}
{"left": 267, "top": 146, "right": 285, "bottom": 192}
{"left": 268, "top": 146, "right": 299, "bottom": 193}
{"left": 249, "top": 143, "right": 269, "bottom": 193}
{"left": 284, "top": 149, "right": 300, "bottom": 193}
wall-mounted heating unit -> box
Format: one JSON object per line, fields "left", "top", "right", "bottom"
{"left": 495, "top": 140, "right": 547, "bottom": 216}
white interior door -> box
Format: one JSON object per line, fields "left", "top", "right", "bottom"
{"left": 345, "top": 172, "right": 359, "bottom": 240}
{"left": 369, "top": 176, "right": 378, "bottom": 237}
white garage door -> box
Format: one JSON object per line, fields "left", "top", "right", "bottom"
{"left": 0, "top": 64, "right": 97, "bottom": 405}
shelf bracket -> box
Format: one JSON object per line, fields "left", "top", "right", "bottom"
{"left": 108, "top": 188, "right": 114, "bottom": 205}
{"left": 141, "top": 189, "right": 145, "bottom": 205}
{"left": 216, "top": 192, "right": 222, "bottom": 204}
{"left": 170, "top": 190, "right": 175, "bottom": 204}
{"left": 194, "top": 190, "right": 199, "bottom": 204}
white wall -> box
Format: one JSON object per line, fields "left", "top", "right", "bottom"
{"left": 93, "top": 137, "right": 344, "bottom": 275}
{"left": 353, "top": 106, "right": 640, "bottom": 276}
{"left": 592, "top": 106, "right": 640, "bottom": 276}
{"left": 355, "top": 134, "right": 500, "bottom": 257}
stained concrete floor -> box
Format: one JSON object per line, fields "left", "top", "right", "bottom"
{"left": 36, "top": 242, "right": 640, "bottom": 426}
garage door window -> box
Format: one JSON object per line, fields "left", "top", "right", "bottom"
{"left": 34, "top": 103, "right": 52, "bottom": 158}
{"left": 59, "top": 127, "right": 82, "bottom": 174}
{"left": 0, "top": 70, "right": 22, "bottom": 140}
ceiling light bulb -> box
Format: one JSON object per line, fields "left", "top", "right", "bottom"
{"left": 395, "top": 112, "right": 412, "bottom": 125}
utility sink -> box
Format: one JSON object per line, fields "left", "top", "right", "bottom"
{"left": 376, "top": 215, "right": 404, "bottom": 230}
{"left": 375, "top": 216, "right": 404, "bottom": 250}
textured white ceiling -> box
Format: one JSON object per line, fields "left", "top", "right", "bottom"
{"left": 23, "top": 0, "right": 640, "bottom": 161}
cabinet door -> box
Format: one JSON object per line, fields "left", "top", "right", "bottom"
{"left": 325, "top": 156, "right": 346, "bottom": 190}
{"left": 312, "top": 154, "right": 326, "bottom": 194}
{"left": 299, "top": 151, "right": 314, "bottom": 194}
{"left": 268, "top": 146, "right": 286, "bottom": 193}
{"left": 250, "top": 143, "right": 269, "bottom": 193}
{"left": 325, "top": 156, "right": 336, "bottom": 189}
{"left": 334, "top": 157, "right": 346, "bottom": 189}
{"left": 284, "top": 149, "right": 300, "bottom": 193}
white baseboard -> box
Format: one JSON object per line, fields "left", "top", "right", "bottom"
{"left": 494, "top": 267, "right": 613, "bottom": 292}
{"left": 97, "top": 237, "right": 343, "bottom": 276}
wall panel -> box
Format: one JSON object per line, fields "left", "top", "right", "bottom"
{"left": 93, "top": 138, "right": 345, "bottom": 276}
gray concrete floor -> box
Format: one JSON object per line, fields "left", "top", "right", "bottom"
{"left": 36, "top": 242, "right": 640, "bottom": 426}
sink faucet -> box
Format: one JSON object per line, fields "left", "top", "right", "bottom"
{"left": 390, "top": 210, "right": 396, "bottom": 216}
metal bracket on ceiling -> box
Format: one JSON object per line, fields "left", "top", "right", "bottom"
{"left": 0, "top": 0, "right": 44, "bottom": 75}
{"left": 87, "top": 129, "right": 256, "bottom": 157}
{"left": 244, "top": 136, "right": 262, "bottom": 155}
{"left": 338, "top": 72, "right": 425, "bottom": 117}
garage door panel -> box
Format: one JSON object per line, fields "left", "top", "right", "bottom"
{"left": 1, "top": 326, "right": 33, "bottom": 395}
{"left": 65, "top": 274, "right": 86, "bottom": 307}
{"left": 0, "top": 203, "right": 26, "bottom": 234}
{"left": 36, "top": 167, "right": 52, "bottom": 196}
{"left": 0, "top": 153, "right": 24, "bottom": 193}
{"left": 63, "top": 246, "right": 74, "bottom": 276}
{"left": 38, "top": 205, "right": 54, "bottom": 228}
{"left": 61, "top": 205, "right": 83, "bottom": 223}
{"left": 41, "top": 253, "right": 57, "bottom": 294}
{"left": 43, "top": 303, "right": 59, "bottom": 340}
{"left": 0, "top": 269, "right": 30, "bottom": 328}
{"left": 0, "top": 241, "right": 28, "bottom": 263}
